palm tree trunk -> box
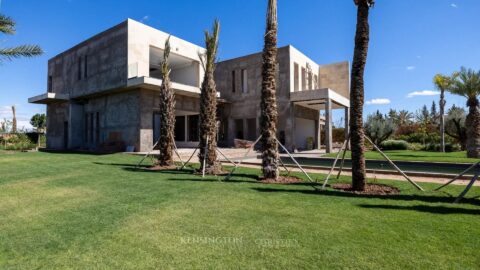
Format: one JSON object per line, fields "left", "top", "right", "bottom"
{"left": 260, "top": 0, "right": 279, "bottom": 180}
{"left": 157, "top": 38, "right": 175, "bottom": 167}
{"left": 199, "top": 72, "right": 221, "bottom": 174}
{"left": 466, "top": 97, "right": 480, "bottom": 158}
{"left": 198, "top": 20, "right": 221, "bottom": 174}
{"left": 350, "top": 1, "right": 371, "bottom": 191}
{"left": 11, "top": 106, "right": 17, "bottom": 133}
{"left": 440, "top": 89, "right": 446, "bottom": 152}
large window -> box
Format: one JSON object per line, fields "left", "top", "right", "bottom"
{"left": 175, "top": 116, "right": 186, "bottom": 141}
{"left": 246, "top": 118, "right": 256, "bottom": 141}
{"left": 241, "top": 69, "right": 248, "bottom": 93}
{"left": 235, "top": 119, "right": 244, "bottom": 139}
{"left": 188, "top": 115, "right": 199, "bottom": 142}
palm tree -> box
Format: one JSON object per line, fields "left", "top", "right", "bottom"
{"left": 198, "top": 20, "right": 222, "bottom": 174}
{"left": 156, "top": 37, "right": 176, "bottom": 167}
{"left": 0, "top": 14, "right": 42, "bottom": 62}
{"left": 11, "top": 105, "right": 17, "bottom": 133}
{"left": 350, "top": 0, "right": 374, "bottom": 191}
{"left": 398, "top": 110, "right": 413, "bottom": 125}
{"left": 433, "top": 74, "right": 453, "bottom": 152}
{"left": 260, "top": 0, "right": 279, "bottom": 180}
{"left": 448, "top": 67, "right": 480, "bottom": 158}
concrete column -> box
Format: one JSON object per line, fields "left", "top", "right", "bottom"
{"left": 325, "top": 99, "right": 333, "bottom": 153}
{"left": 344, "top": 107, "right": 350, "bottom": 139}
{"left": 290, "top": 103, "right": 296, "bottom": 152}
{"left": 315, "top": 111, "right": 321, "bottom": 150}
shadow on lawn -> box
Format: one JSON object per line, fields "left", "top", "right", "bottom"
{"left": 358, "top": 204, "right": 480, "bottom": 215}
{"left": 251, "top": 187, "right": 480, "bottom": 206}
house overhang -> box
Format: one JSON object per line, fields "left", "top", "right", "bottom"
{"left": 28, "top": 93, "right": 70, "bottom": 104}
{"left": 127, "top": 76, "right": 221, "bottom": 99}
{"left": 290, "top": 88, "right": 349, "bottom": 110}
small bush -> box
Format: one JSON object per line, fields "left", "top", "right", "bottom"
{"left": 1, "top": 133, "right": 36, "bottom": 151}
{"left": 380, "top": 140, "right": 409, "bottom": 150}
{"left": 408, "top": 142, "right": 423, "bottom": 151}
{"left": 424, "top": 143, "right": 461, "bottom": 152}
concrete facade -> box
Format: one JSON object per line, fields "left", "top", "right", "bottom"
{"left": 29, "top": 19, "right": 349, "bottom": 153}
{"left": 215, "top": 46, "right": 350, "bottom": 152}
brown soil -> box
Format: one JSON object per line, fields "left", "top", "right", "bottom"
{"left": 147, "top": 165, "right": 178, "bottom": 171}
{"left": 332, "top": 183, "right": 400, "bottom": 195}
{"left": 260, "top": 176, "right": 303, "bottom": 184}
{"left": 194, "top": 168, "right": 230, "bottom": 176}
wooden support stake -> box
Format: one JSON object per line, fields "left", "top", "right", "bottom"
{"left": 322, "top": 138, "right": 348, "bottom": 189}
{"left": 172, "top": 140, "right": 185, "bottom": 169}
{"left": 136, "top": 140, "right": 160, "bottom": 168}
{"left": 202, "top": 135, "right": 209, "bottom": 178}
{"left": 336, "top": 135, "right": 350, "bottom": 179}
{"left": 224, "top": 136, "right": 262, "bottom": 181}
{"left": 435, "top": 162, "right": 479, "bottom": 191}
{"left": 454, "top": 170, "right": 480, "bottom": 203}
{"left": 180, "top": 146, "right": 199, "bottom": 171}
{"left": 365, "top": 136, "right": 424, "bottom": 191}
{"left": 275, "top": 137, "right": 316, "bottom": 187}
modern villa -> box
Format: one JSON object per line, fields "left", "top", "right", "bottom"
{"left": 29, "top": 19, "right": 350, "bottom": 153}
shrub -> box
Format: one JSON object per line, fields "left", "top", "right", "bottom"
{"left": 424, "top": 143, "right": 461, "bottom": 152}
{"left": 2, "top": 133, "right": 36, "bottom": 151}
{"left": 380, "top": 140, "right": 409, "bottom": 150}
{"left": 407, "top": 142, "right": 423, "bottom": 151}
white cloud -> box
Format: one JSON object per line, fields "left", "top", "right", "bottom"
{"left": 141, "top": 15, "right": 149, "bottom": 22}
{"left": 407, "top": 90, "right": 440, "bottom": 98}
{"left": 366, "top": 98, "right": 391, "bottom": 105}
{"left": 406, "top": 66, "right": 416, "bottom": 71}
{"left": 451, "top": 3, "right": 458, "bottom": 8}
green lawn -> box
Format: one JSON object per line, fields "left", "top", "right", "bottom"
{"left": 325, "top": 150, "right": 480, "bottom": 163}
{"left": 0, "top": 152, "right": 479, "bottom": 269}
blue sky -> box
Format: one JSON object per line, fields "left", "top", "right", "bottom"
{"left": 0, "top": 0, "right": 479, "bottom": 129}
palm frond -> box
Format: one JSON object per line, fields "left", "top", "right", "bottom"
{"left": 448, "top": 67, "right": 480, "bottom": 99}
{"left": 0, "top": 45, "right": 43, "bottom": 62}
{"left": 0, "top": 14, "right": 15, "bottom": 34}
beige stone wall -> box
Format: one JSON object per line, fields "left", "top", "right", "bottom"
{"left": 318, "top": 61, "right": 350, "bottom": 99}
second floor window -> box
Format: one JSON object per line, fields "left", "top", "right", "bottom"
{"left": 78, "top": 57, "right": 82, "bottom": 81}
{"left": 294, "top": 63, "right": 299, "bottom": 91}
{"left": 84, "top": 55, "right": 88, "bottom": 79}
{"left": 241, "top": 69, "right": 248, "bottom": 93}
{"left": 48, "top": 76, "right": 53, "bottom": 93}
{"left": 301, "top": 67, "right": 306, "bottom": 90}
{"left": 232, "top": 70, "right": 236, "bottom": 93}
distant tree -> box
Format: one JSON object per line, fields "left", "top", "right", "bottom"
{"left": 397, "top": 110, "right": 413, "bottom": 125}
{"left": 0, "top": 14, "right": 43, "bottom": 62}
{"left": 445, "top": 105, "right": 467, "bottom": 150}
{"left": 430, "top": 101, "right": 439, "bottom": 125}
{"left": 157, "top": 37, "right": 176, "bottom": 167}
{"left": 416, "top": 105, "right": 431, "bottom": 125}
{"left": 30, "top": 114, "right": 46, "bottom": 132}
{"left": 0, "top": 119, "right": 12, "bottom": 133}
{"left": 364, "top": 111, "right": 395, "bottom": 146}
{"left": 387, "top": 109, "right": 398, "bottom": 123}
{"left": 434, "top": 74, "right": 454, "bottom": 152}
{"left": 448, "top": 67, "right": 480, "bottom": 158}
{"left": 198, "top": 20, "right": 222, "bottom": 174}
{"left": 350, "top": 0, "right": 375, "bottom": 191}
